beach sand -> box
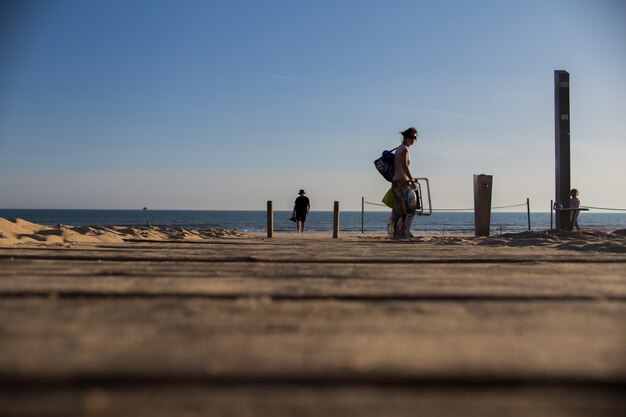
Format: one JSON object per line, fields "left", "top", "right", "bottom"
{"left": 0, "top": 217, "right": 245, "bottom": 246}
{"left": 2, "top": 217, "right": 626, "bottom": 253}
{"left": 1, "top": 217, "right": 625, "bottom": 416}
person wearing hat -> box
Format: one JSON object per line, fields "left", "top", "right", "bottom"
{"left": 390, "top": 127, "right": 419, "bottom": 238}
{"left": 292, "top": 189, "right": 310, "bottom": 233}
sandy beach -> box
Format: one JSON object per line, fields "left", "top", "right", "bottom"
{"left": 1, "top": 217, "right": 625, "bottom": 416}
{"left": 2, "top": 216, "right": 626, "bottom": 253}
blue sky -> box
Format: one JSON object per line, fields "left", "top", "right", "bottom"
{"left": 1, "top": 0, "right": 625, "bottom": 211}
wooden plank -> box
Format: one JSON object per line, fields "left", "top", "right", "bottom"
{"left": 2, "top": 386, "right": 624, "bottom": 417}
{"left": 1, "top": 238, "right": 625, "bottom": 416}
{"left": 1, "top": 260, "right": 625, "bottom": 299}
{"left": 0, "top": 237, "right": 625, "bottom": 264}
{"left": 1, "top": 298, "right": 625, "bottom": 381}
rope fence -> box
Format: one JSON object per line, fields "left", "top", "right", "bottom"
{"left": 362, "top": 197, "right": 533, "bottom": 234}
{"left": 363, "top": 197, "right": 626, "bottom": 234}
{"left": 581, "top": 206, "right": 626, "bottom": 212}
{"left": 363, "top": 201, "right": 388, "bottom": 208}
{"left": 363, "top": 201, "right": 528, "bottom": 211}
{"left": 365, "top": 202, "right": 626, "bottom": 212}
{"left": 429, "top": 203, "right": 527, "bottom": 211}
{"left": 550, "top": 200, "right": 626, "bottom": 229}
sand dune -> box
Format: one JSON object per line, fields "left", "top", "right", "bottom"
{"left": 477, "top": 230, "right": 626, "bottom": 253}
{"left": 0, "top": 217, "right": 244, "bottom": 246}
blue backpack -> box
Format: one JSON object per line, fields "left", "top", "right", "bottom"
{"left": 374, "top": 146, "right": 399, "bottom": 182}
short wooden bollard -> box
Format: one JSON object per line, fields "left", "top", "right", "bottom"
{"left": 361, "top": 196, "right": 365, "bottom": 234}
{"left": 333, "top": 201, "right": 339, "bottom": 238}
{"left": 526, "top": 197, "right": 531, "bottom": 231}
{"left": 267, "top": 201, "right": 273, "bottom": 238}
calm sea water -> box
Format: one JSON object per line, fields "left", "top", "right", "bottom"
{"left": 2, "top": 209, "right": 625, "bottom": 234}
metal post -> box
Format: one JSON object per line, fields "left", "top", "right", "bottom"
{"left": 361, "top": 197, "right": 364, "bottom": 234}
{"left": 526, "top": 198, "right": 531, "bottom": 231}
{"left": 333, "top": 201, "right": 339, "bottom": 238}
{"left": 267, "top": 201, "right": 273, "bottom": 238}
{"left": 555, "top": 70, "right": 571, "bottom": 230}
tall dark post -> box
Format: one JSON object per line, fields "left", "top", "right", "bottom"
{"left": 555, "top": 70, "right": 571, "bottom": 230}
{"left": 473, "top": 174, "right": 493, "bottom": 237}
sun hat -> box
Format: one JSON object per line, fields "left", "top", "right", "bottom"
{"left": 298, "top": 189, "right": 306, "bottom": 195}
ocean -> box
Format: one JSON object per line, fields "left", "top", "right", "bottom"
{"left": 1, "top": 209, "right": 625, "bottom": 234}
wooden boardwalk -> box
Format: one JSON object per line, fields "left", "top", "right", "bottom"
{"left": 1, "top": 236, "right": 625, "bottom": 416}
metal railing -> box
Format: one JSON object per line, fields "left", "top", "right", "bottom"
{"left": 550, "top": 200, "right": 626, "bottom": 230}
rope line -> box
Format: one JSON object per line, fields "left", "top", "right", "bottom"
{"left": 492, "top": 203, "right": 527, "bottom": 209}
{"left": 366, "top": 201, "right": 626, "bottom": 212}
{"left": 581, "top": 206, "right": 626, "bottom": 212}
{"left": 364, "top": 201, "right": 527, "bottom": 211}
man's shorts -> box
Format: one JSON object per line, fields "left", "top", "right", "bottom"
{"left": 294, "top": 211, "right": 307, "bottom": 223}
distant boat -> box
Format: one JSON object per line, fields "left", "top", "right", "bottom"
{"left": 142, "top": 207, "right": 148, "bottom": 211}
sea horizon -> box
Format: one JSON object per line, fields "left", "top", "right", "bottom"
{"left": 2, "top": 208, "right": 625, "bottom": 235}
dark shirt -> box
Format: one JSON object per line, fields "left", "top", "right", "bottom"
{"left": 294, "top": 196, "right": 310, "bottom": 213}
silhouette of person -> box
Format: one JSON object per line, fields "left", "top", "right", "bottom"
{"left": 570, "top": 188, "right": 581, "bottom": 231}
{"left": 292, "top": 189, "right": 310, "bottom": 233}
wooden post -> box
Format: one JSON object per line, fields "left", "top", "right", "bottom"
{"left": 526, "top": 198, "right": 531, "bottom": 231}
{"left": 267, "top": 201, "right": 273, "bottom": 238}
{"left": 333, "top": 201, "right": 339, "bottom": 238}
{"left": 361, "top": 197, "right": 364, "bottom": 234}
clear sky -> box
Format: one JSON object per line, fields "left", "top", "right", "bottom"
{"left": 1, "top": 0, "right": 625, "bottom": 212}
